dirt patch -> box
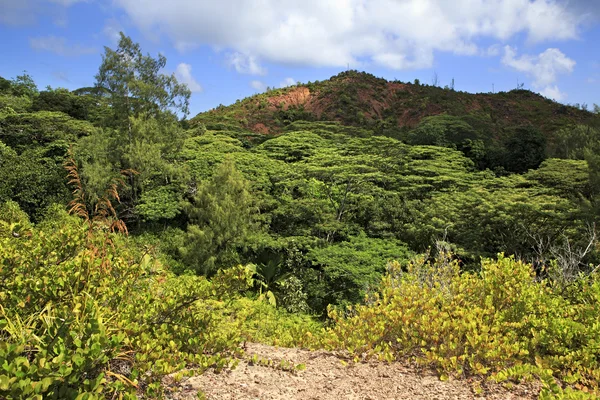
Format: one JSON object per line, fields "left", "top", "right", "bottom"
{"left": 252, "top": 123, "right": 270, "bottom": 134}
{"left": 387, "top": 82, "right": 411, "bottom": 92}
{"left": 165, "top": 343, "right": 539, "bottom": 400}
{"left": 267, "top": 87, "right": 312, "bottom": 111}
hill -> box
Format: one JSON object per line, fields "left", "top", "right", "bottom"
{"left": 191, "top": 71, "right": 600, "bottom": 174}
{"left": 191, "top": 70, "right": 599, "bottom": 140}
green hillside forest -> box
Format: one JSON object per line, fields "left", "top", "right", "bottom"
{"left": 2, "top": 33, "right": 600, "bottom": 399}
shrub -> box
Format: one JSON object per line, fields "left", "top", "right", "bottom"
{"left": 322, "top": 252, "right": 600, "bottom": 396}
{"left": 0, "top": 215, "right": 318, "bottom": 399}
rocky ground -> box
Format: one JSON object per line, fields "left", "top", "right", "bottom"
{"left": 164, "top": 343, "right": 539, "bottom": 400}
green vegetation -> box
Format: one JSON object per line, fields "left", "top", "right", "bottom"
{"left": 323, "top": 251, "right": 600, "bottom": 399}
{"left": 1, "top": 34, "right": 600, "bottom": 398}
{"left": 0, "top": 207, "right": 318, "bottom": 398}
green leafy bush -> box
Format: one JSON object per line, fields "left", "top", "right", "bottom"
{"left": 322, "top": 252, "right": 600, "bottom": 396}
{"left": 308, "top": 235, "right": 412, "bottom": 308}
{"left": 0, "top": 209, "right": 318, "bottom": 399}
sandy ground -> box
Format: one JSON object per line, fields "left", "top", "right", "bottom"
{"left": 164, "top": 343, "right": 539, "bottom": 400}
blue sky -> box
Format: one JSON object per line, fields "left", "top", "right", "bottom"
{"left": 1, "top": 0, "right": 599, "bottom": 117}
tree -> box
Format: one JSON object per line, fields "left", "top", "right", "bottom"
{"left": 551, "top": 125, "right": 600, "bottom": 160}
{"left": 431, "top": 71, "right": 439, "bottom": 87}
{"left": 0, "top": 142, "right": 71, "bottom": 221}
{"left": 0, "top": 76, "right": 11, "bottom": 93}
{"left": 503, "top": 126, "right": 546, "bottom": 173}
{"left": 526, "top": 158, "right": 591, "bottom": 199}
{"left": 126, "top": 116, "right": 188, "bottom": 221}
{"left": 95, "top": 32, "right": 191, "bottom": 131}
{"left": 585, "top": 146, "right": 600, "bottom": 217}
{"left": 407, "top": 114, "right": 480, "bottom": 148}
{"left": 10, "top": 72, "right": 38, "bottom": 98}
{"left": 83, "top": 33, "right": 192, "bottom": 220}
{"left": 0, "top": 111, "right": 97, "bottom": 152}
{"left": 31, "top": 87, "right": 102, "bottom": 121}
{"left": 402, "top": 174, "right": 583, "bottom": 264}
{"left": 308, "top": 235, "right": 412, "bottom": 309}
{"left": 180, "top": 158, "right": 259, "bottom": 275}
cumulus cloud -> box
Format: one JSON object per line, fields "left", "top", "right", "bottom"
{"left": 29, "top": 36, "right": 96, "bottom": 56}
{"left": 226, "top": 52, "right": 266, "bottom": 75}
{"left": 280, "top": 77, "right": 297, "bottom": 88}
{"left": 539, "top": 85, "right": 566, "bottom": 101}
{"left": 250, "top": 80, "right": 267, "bottom": 92}
{"left": 113, "top": 0, "right": 585, "bottom": 71}
{"left": 175, "top": 63, "right": 203, "bottom": 93}
{"left": 502, "top": 46, "right": 576, "bottom": 87}
{"left": 483, "top": 44, "right": 502, "bottom": 57}
{"left": 372, "top": 51, "right": 435, "bottom": 70}
{"left": 501, "top": 46, "right": 575, "bottom": 100}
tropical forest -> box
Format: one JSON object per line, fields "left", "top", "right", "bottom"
{"left": 2, "top": 33, "right": 600, "bottom": 399}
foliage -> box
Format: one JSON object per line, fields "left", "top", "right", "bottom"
{"left": 0, "top": 206, "right": 319, "bottom": 399}
{"left": 0, "top": 94, "right": 32, "bottom": 114}
{"left": 322, "top": 253, "right": 600, "bottom": 396}
{"left": 180, "top": 157, "right": 260, "bottom": 276}
{"left": 0, "top": 143, "right": 71, "bottom": 221}
{"left": 31, "top": 87, "right": 108, "bottom": 123}
{"left": 190, "top": 70, "right": 600, "bottom": 143}
{"left": 4, "top": 44, "right": 600, "bottom": 397}
{"left": 5, "top": 72, "right": 39, "bottom": 98}
{"left": 502, "top": 125, "right": 547, "bottom": 173}
{"left": 0, "top": 200, "right": 32, "bottom": 238}
{"left": 308, "top": 235, "right": 412, "bottom": 308}
{"left": 73, "top": 34, "right": 193, "bottom": 223}
{"left": 407, "top": 114, "right": 479, "bottom": 147}
{"left": 401, "top": 174, "right": 585, "bottom": 261}
{"left": 95, "top": 32, "right": 191, "bottom": 127}
{"left": 0, "top": 111, "right": 97, "bottom": 152}
{"left": 550, "top": 125, "right": 600, "bottom": 160}
{"left": 526, "top": 159, "right": 590, "bottom": 199}
{"left": 73, "top": 113, "right": 188, "bottom": 223}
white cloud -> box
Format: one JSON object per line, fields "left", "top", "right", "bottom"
{"left": 372, "top": 50, "right": 435, "bottom": 70}
{"left": 502, "top": 46, "right": 575, "bottom": 100}
{"left": 250, "top": 80, "right": 267, "bottom": 92}
{"left": 103, "top": 18, "right": 123, "bottom": 43}
{"left": 483, "top": 44, "right": 502, "bottom": 57}
{"left": 226, "top": 52, "right": 266, "bottom": 75}
{"left": 539, "top": 85, "right": 566, "bottom": 101}
{"left": 29, "top": 36, "right": 96, "bottom": 56}
{"left": 175, "top": 63, "right": 203, "bottom": 93}
{"left": 112, "top": 0, "right": 585, "bottom": 70}
{"left": 280, "top": 77, "right": 297, "bottom": 88}
{"left": 502, "top": 46, "right": 576, "bottom": 87}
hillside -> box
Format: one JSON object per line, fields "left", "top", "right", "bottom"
{"left": 191, "top": 70, "right": 599, "bottom": 141}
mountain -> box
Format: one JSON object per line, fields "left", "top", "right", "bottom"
{"left": 190, "top": 70, "right": 599, "bottom": 142}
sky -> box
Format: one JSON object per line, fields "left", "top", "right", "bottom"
{"left": 1, "top": 0, "right": 599, "bottom": 117}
